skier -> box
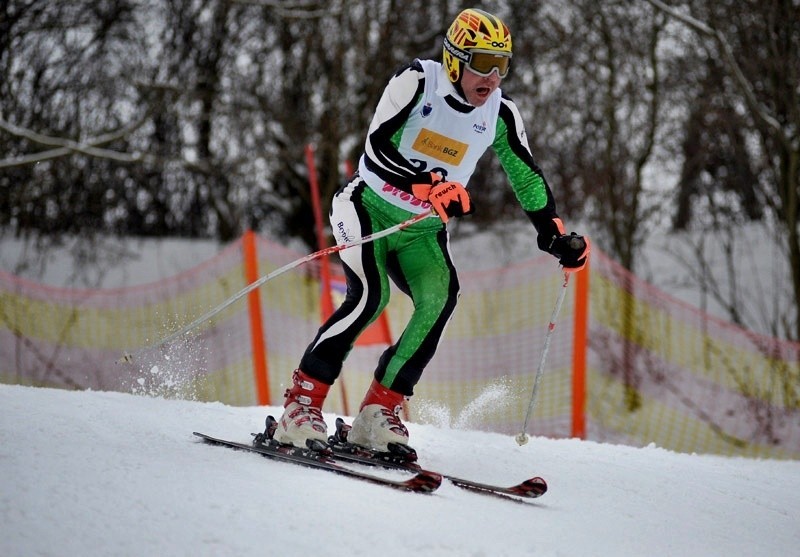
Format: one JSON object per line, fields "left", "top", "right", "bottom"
{"left": 275, "top": 8, "right": 590, "bottom": 451}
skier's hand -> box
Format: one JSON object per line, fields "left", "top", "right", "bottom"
{"left": 537, "top": 217, "right": 590, "bottom": 272}
{"left": 551, "top": 233, "right": 590, "bottom": 272}
{"left": 412, "top": 174, "right": 473, "bottom": 223}
{"left": 427, "top": 180, "right": 473, "bottom": 223}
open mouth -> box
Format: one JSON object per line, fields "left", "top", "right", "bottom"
{"left": 476, "top": 86, "right": 491, "bottom": 96}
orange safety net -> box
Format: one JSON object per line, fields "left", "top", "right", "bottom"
{"left": 587, "top": 251, "right": 800, "bottom": 458}
{"left": 1, "top": 234, "right": 798, "bottom": 459}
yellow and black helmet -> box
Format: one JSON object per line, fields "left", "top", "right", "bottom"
{"left": 443, "top": 8, "right": 512, "bottom": 83}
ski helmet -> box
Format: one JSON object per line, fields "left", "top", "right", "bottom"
{"left": 443, "top": 8, "right": 512, "bottom": 84}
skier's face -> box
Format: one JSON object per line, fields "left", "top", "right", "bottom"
{"left": 460, "top": 66, "right": 502, "bottom": 107}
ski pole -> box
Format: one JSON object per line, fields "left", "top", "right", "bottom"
{"left": 515, "top": 270, "right": 571, "bottom": 446}
{"left": 118, "top": 210, "right": 434, "bottom": 364}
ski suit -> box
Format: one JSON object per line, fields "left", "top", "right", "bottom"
{"left": 299, "top": 59, "right": 560, "bottom": 396}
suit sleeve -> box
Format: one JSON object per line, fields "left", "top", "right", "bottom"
{"left": 361, "top": 61, "right": 430, "bottom": 192}
{"left": 492, "top": 94, "right": 560, "bottom": 234}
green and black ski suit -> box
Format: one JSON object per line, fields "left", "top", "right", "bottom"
{"left": 299, "top": 59, "right": 561, "bottom": 396}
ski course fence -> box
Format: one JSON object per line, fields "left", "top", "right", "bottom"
{"left": 1, "top": 232, "right": 798, "bottom": 459}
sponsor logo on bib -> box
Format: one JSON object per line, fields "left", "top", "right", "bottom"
{"left": 411, "top": 128, "right": 468, "bottom": 165}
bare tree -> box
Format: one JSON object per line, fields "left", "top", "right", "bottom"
{"left": 520, "top": 1, "right": 684, "bottom": 409}
{"left": 526, "top": 1, "right": 678, "bottom": 272}
{"left": 645, "top": 0, "right": 800, "bottom": 341}
{"left": 3, "top": 0, "right": 794, "bottom": 345}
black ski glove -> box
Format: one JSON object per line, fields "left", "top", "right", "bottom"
{"left": 536, "top": 217, "right": 590, "bottom": 272}
{"left": 550, "top": 233, "right": 590, "bottom": 271}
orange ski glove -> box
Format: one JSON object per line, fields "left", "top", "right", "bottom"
{"left": 411, "top": 173, "right": 473, "bottom": 223}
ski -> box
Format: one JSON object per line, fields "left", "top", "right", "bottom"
{"left": 256, "top": 416, "right": 547, "bottom": 501}
{"left": 324, "top": 418, "right": 548, "bottom": 500}
{"left": 193, "top": 431, "right": 442, "bottom": 494}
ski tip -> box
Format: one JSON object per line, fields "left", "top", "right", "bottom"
{"left": 411, "top": 471, "right": 443, "bottom": 493}
{"left": 511, "top": 477, "right": 548, "bottom": 497}
{"left": 194, "top": 431, "right": 225, "bottom": 441}
{"left": 193, "top": 432, "right": 225, "bottom": 446}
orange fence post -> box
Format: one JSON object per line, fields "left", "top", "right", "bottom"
{"left": 243, "top": 229, "right": 271, "bottom": 406}
{"left": 306, "top": 144, "right": 350, "bottom": 415}
{"left": 306, "top": 144, "right": 335, "bottom": 320}
{"left": 571, "top": 262, "right": 589, "bottom": 439}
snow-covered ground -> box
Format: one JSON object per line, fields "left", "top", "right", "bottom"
{"left": 2, "top": 384, "right": 798, "bottom": 557}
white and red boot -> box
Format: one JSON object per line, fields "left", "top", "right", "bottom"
{"left": 348, "top": 379, "right": 410, "bottom": 451}
{"left": 273, "top": 369, "right": 330, "bottom": 448}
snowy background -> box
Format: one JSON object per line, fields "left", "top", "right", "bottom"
{"left": 2, "top": 384, "right": 799, "bottom": 557}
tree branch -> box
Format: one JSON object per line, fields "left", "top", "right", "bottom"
{"left": 0, "top": 116, "right": 211, "bottom": 173}
{"left": 0, "top": 113, "right": 151, "bottom": 169}
{"left": 227, "top": 0, "right": 343, "bottom": 19}
{"left": 643, "top": 0, "right": 787, "bottom": 146}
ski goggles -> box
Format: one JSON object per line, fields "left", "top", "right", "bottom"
{"left": 466, "top": 50, "right": 512, "bottom": 78}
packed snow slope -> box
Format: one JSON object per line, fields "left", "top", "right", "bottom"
{"left": 1, "top": 384, "right": 798, "bottom": 557}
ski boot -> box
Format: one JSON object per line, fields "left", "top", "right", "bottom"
{"left": 273, "top": 369, "right": 330, "bottom": 449}
{"left": 348, "top": 379, "right": 412, "bottom": 453}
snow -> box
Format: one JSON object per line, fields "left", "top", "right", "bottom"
{"left": 2, "top": 384, "right": 798, "bottom": 557}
